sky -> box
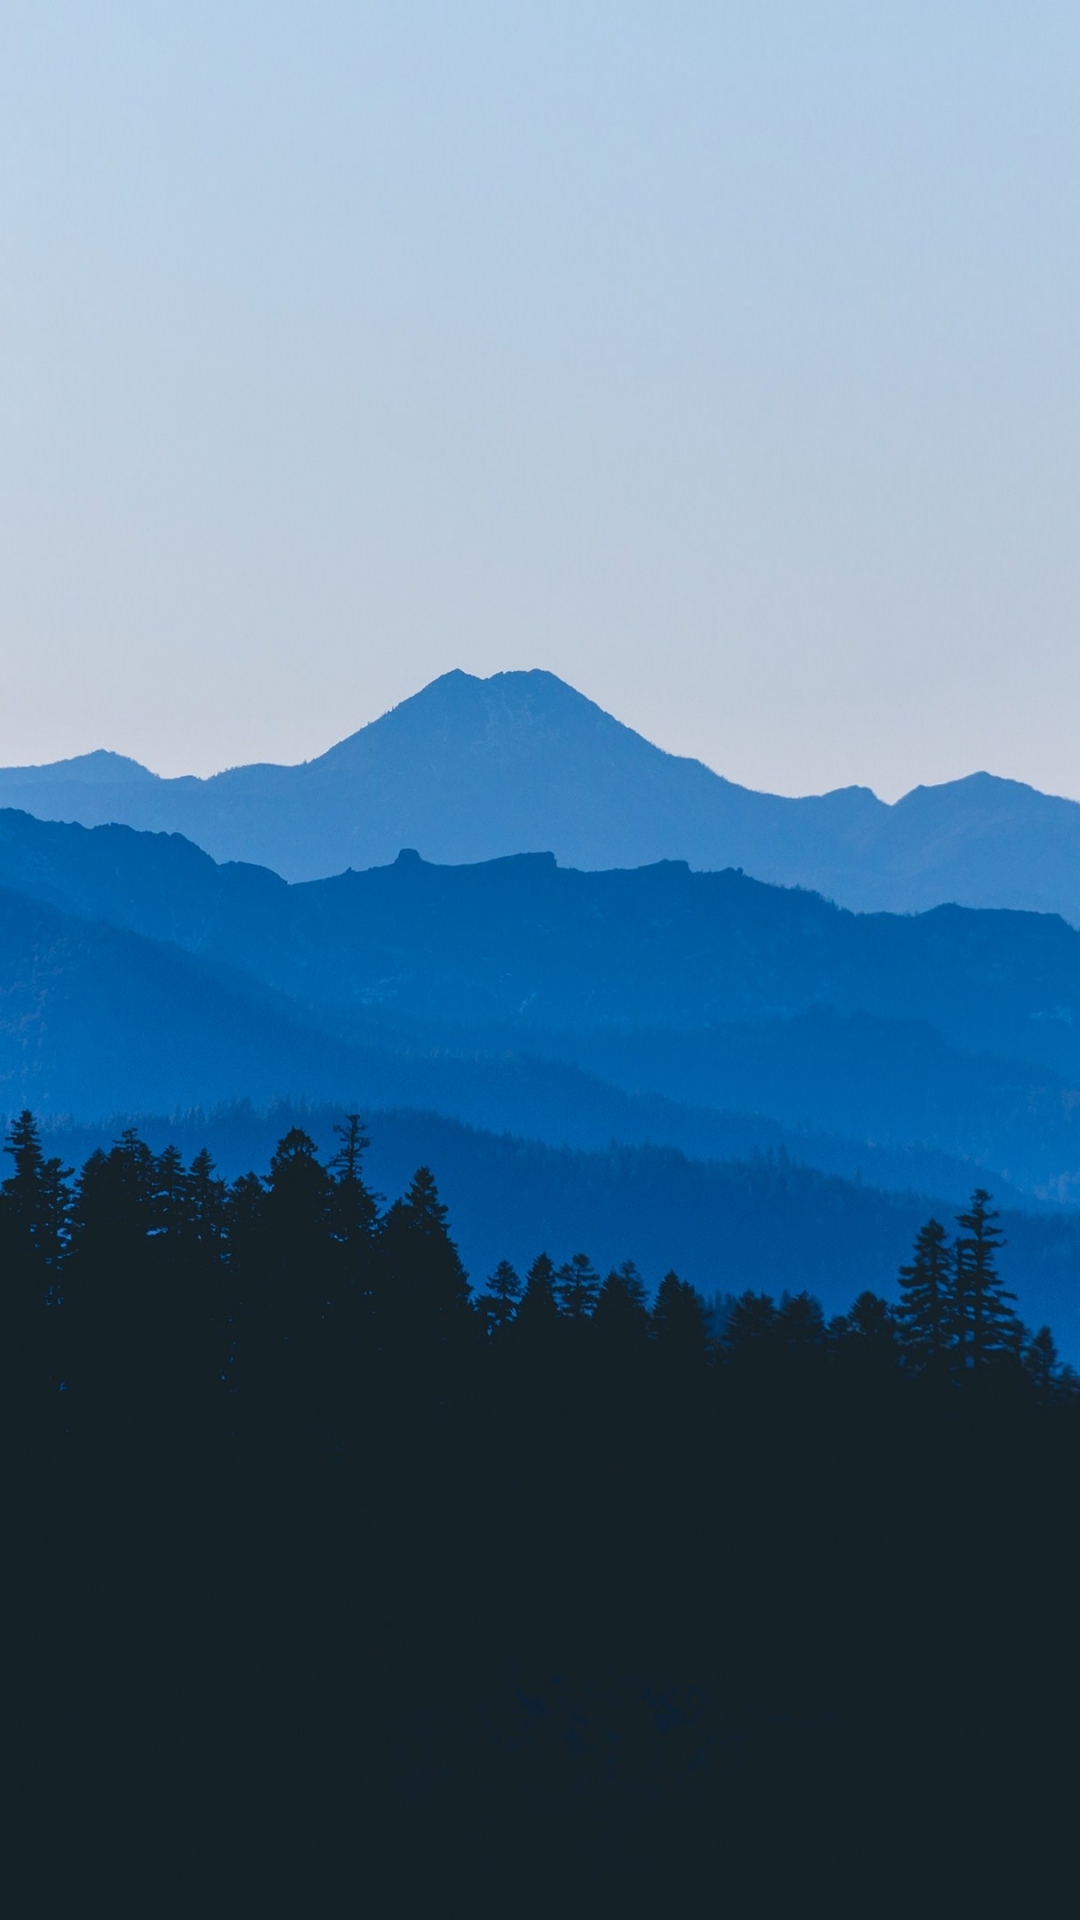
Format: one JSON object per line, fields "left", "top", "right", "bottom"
{"left": 0, "top": 3, "right": 1078, "bottom": 800}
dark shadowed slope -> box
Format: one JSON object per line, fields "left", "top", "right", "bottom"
{"left": 4, "top": 670, "right": 1080, "bottom": 916}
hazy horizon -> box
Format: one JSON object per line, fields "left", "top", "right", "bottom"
{"left": 3, "top": 4, "right": 1079, "bottom": 802}
{"left": 3, "top": 662, "right": 1074, "bottom": 810}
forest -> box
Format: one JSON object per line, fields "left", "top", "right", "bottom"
{"left": 5, "top": 1111, "right": 1079, "bottom": 1905}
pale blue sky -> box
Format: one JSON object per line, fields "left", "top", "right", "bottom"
{"left": 1, "top": 3, "right": 1078, "bottom": 798}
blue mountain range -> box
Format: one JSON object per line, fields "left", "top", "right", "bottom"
{"left": 3, "top": 667, "right": 1080, "bottom": 917}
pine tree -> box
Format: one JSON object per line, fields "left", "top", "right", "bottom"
{"left": 776, "top": 1291, "right": 827, "bottom": 1363}
{"left": 556, "top": 1252, "right": 600, "bottom": 1321}
{"left": 954, "top": 1190, "right": 1016, "bottom": 1373}
{"left": 0, "top": 1111, "right": 71, "bottom": 1406}
{"left": 829, "top": 1291, "right": 900, "bottom": 1383}
{"left": 722, "top": 1290, "right": 779, "bottom": 1361}
{"left": 651, "top": 1271, "right": 710, "bottom": 1368}
{"left": 329, "top": 1114, "right": 380, "bottom": 1252}
{"left": 515, "top": 1253, "right": 561, "bottom": 1344}
{"left": 67, "top": 1130, "right": 157, "bottom": 1423}
{"left": 593, "top": 1262, "right": 651, "bottom": 1355}
{"left": 896, "top": 1218, "right": 952, "bottom": 1371}
{"left": 478, "top": 1259, "right": 522, "bottom": 1339}
{"left": 377, "top": 1166, "right": 472, "bottom": 1351}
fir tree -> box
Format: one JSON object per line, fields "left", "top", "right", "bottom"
{"left": 515, "top": 1253, "right": 561, "bottom": 1344}
{"left": 0, "top": 1111, "right": 71, "bottom": 1403}
{"left": 651, "top": 1271, "right": 710, "bottom": 1368}
{"left": 954, "top": 1190, "right": 1016, "bottom": 1372}
{"left": 723, "top": 1290, "right": 780, "bottom": 1360}
{"left": 896, "top": 1219, "right": 952, "bottom": 1371}
{"left": 378, "top": 1166, "right": 472, "bottom": 1350}
{"left": 593, "top": 1262, "right": 651, "bottom": 1354}
{"left": 556, "top": 1252, "right": 600, "bottom": 1321}
{"left": 478, "top": 1259, "right": 522, "bottom": 1338}
{"left": 329, "top": 1114, "right": 380, "bottom": 1251}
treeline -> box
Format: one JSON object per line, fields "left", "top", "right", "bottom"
{"left": 1, "top": 1109, "right": 1072, "bottom": 1422}
{"left": 6, "top": 1111, "right": 1080, "bottom": 1905}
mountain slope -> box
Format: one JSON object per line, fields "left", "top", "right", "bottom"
{"left": 6, "top": 866, "right": 1059, "bottom": 1209}
{"left": 5, "top": 670, "right": 1080, "bottom": 915}
{"left": 10, "top": 810, "right": 1080, "bottom": 1195}
{"left": 6, "top": 809, "right": 1080, "bottom": 1083}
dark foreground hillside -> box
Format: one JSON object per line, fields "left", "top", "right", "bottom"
{"left": 5, "top": 1113, "right": 1080, "bottom": 1905}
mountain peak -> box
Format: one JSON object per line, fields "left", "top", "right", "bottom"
{"left": 318, "top": 667, "right": 638, "bottom": 769}
{"left": 1, "top": 748, "right": 158, "bottom": 788}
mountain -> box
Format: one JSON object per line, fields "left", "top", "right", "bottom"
{"left": 9, "top": 808, "right": 1080, "bottom": 1197}
{"left": 5, "top": 806, "right": 1080, "bottom": 1077}
{"left": 5, "top": 669, "right": 1080, "bottom": 916}
{"left": 7, "top": 808, "right": 1080, "bottom": 1339}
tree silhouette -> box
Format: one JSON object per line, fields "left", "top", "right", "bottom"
{"left": 479, "top": 1259, "right": 522, "bottom": 1339}
{"left": 377, "top": 1166, "right": 472, "bottom": 1355}
{"left": 955, "top": 1189, "right": 1016, "bottom": 1373}
{"left": 593, "top": 1261, "right": 651, "bottom": 1356}
{"left": 651, "top": 1270, "right": 710, "bottom": 1369}
{"left": 515, "top": 1253, "right": 561, "bottom": 1348}
{"left": 897, "top": 1218, "right": 952, "bottom": 1372}
{"left": 556, "top": 1252, "right": 600, "bottom": 1322}
{"left": 0, "top": 1111, "right": 70, "bottom": 1407}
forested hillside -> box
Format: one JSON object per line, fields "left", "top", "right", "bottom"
{"left": 6, "top": 1109, "right": 1078, "bottom": 1902}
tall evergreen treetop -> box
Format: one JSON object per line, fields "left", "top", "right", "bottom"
{"left": 479, "top": 1259, "right": 521, "bottom": 1338}
{"left": 329, "top": 1114, "right": 380, "bottom": 1247}
{"left": 651, "top": 1271, "right": 710, "bottom": 1367}
{"left": 556, "top": 1252, "right": 600, "bottom": 1321}
{"left": 897, "top": 1218, "right": 952, "bottom": 1370}
{"left": 593, "top": 1262, "right": 651, "bottom": 1351}
{"left": 955, "top": 1189, "right": 1016, "bottom": 1371}
{"left": 515, "top": 1253, "right": 561, "bottom": 1342}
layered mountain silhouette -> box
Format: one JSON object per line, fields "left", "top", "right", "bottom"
{"left": 5, "top": 806, "right": 1080, "bottom": 1198}
{"left": 4, "top": 669, "right": 1080, "bottom": 916}
{"left": 6, "top": 798, "right": 1080, "bottom": 1335}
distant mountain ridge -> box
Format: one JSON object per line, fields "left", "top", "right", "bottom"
{"left": 8, "top": 807, "right": 1080, "bottom": 1198}
{"left": 5, "top": 804, "right": 1080, "bottom": 1336}
{"left": 4, "top": 669, "right": 1080, "bottom": 916}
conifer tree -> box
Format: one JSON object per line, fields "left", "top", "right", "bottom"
{"left": 954, "top": 1190, "right": 1016, "bottom": 1372}
{"left": 478, "top": 1259, "right": 522, "bottom": 1338}
{"left": 67, "top": 1130, "right": 158, "bottom": 1421}
{"left": 651, "top": 1271, "right": 709, "bottom": 1368}
{"left": 515, "top": 1253, "right": 561, "bottom": 1344}
{"left": 0, "top": 1111, "right": 71, "bottom": 1403}
{"left": 1, "top": 1111, "right": 71, "bottom": 1284}
{"left": 259, "top": 1129, "right": 336, "bottom": 1411}
{"left": 776, "top": 1291, "right": 827, "bottom": 1361}
{"left": 556, "top": 1252, "right": 600, "bottom": 1321}
{"left": 896, "top": 1218, "right": 952, "bottom": 1370}
{"left": 593, "top": 1262, "right": 651, "bottom": 1355}
{"left": 378, "top": 1166, "right": 472, "bottom": 1350}
{"left": 329, "top": 1114, "right": 380, "bottom": 1252}
{"left": 723, "top": 1290, "right": 779, "bottom": 1359}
